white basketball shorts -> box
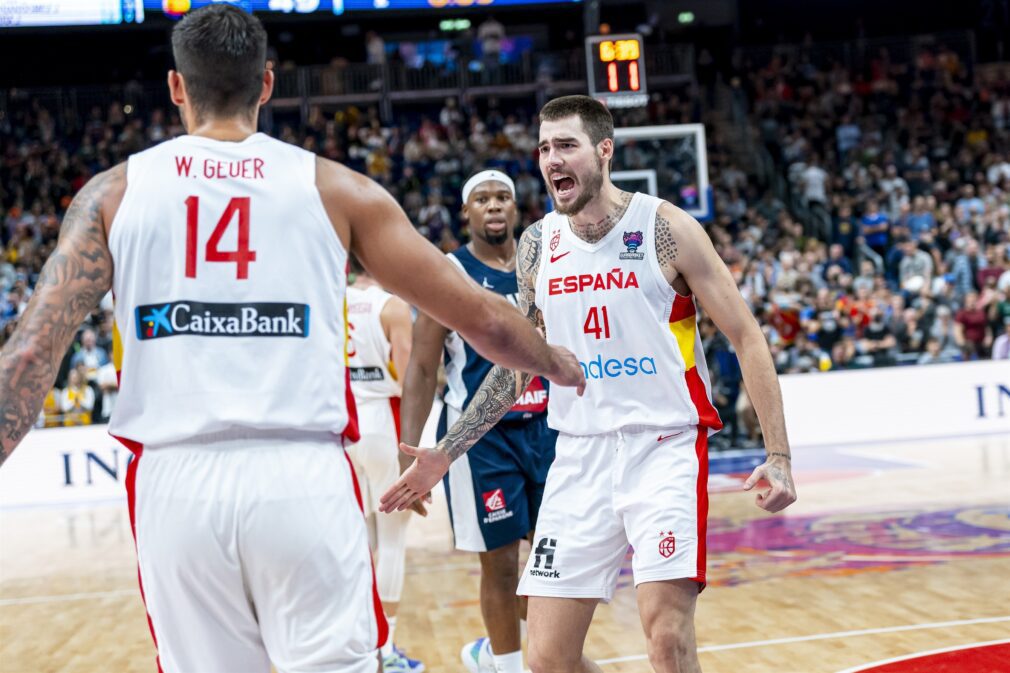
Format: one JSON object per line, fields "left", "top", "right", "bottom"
{"left": 125, "top": 430, "right": 386, "bottom": 673}
{"left": 346, "top": 397, "right": 401, "bottom": 517}
{"left": 517, "top": 425, "right": 708, "bottom": 602}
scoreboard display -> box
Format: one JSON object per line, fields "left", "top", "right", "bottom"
{"left": 150, "top": 0, "right": 579, "bottom": 15}
{"left": 585, "top": 33, "right": 648, "bottom": 109}
{"left": 0, "top": 0, "right": 579, "bottom": 27}
{"left": 0, "top": 0, "right": 143, "bottom": 27}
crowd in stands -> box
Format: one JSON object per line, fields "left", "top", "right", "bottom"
{"left": 2, "top": 38, "right": 1009, "bottom": 431}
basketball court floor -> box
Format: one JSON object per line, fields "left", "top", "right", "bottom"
{"left": 1, "top": 430, "right": 1008, "bottom": 672}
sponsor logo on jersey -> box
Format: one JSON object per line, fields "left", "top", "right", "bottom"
{"left": 350, "top": 366, "right": 385, "bottom": 382}
{"left": 547, "top": 269, "right": 639, "bottom": 296}
{"left": 135, "top": 301, "right": 309, "bottom": 340}
{"left": 578, "top": 353, "right": 657, "bottom": 380}
{"left": 549, "top": 251, "right": 571, "bottom": 263}
{"left": 620, "top": 231, "right": 645, "bottom": 260}
{"left": 510, "top": 376, "right": 549, "bottom": 414}
{"left": 482, "top": 488, "right": 514, "bottom": 524}
{"left": 658, "top": 531, "right": 677, "bottom": 558}
{"left": 529, "top": 536, "right": 560, "bottom": 578}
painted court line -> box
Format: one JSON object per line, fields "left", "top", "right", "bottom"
{"left": 595, "top": 616, "right": 1010, "bottom": 665}
{"left": 0, "top": 589, "right": 137, "bottom": 606}
{"left": 832, "top": 638, "right": 1010, "bottom": 673}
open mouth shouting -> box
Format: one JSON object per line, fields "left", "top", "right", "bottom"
{"left": 551, "top": 174, "right": 577, "bottom": 199}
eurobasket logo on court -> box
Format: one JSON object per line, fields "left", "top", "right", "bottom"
{"left": 136, "top": 301, "right": 310, "bottom": 340}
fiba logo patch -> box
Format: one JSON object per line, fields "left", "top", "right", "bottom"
{"left": 483, "top": 489, "right": 506, "bottom": 513}
{"left": 658, "top": 531, "right": 676, "bottom": 558}
{"left": 529, "top": 537, "right": 560, "bottom": 578}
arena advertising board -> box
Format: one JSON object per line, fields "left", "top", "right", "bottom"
{"left": 2, "top": 363, "right": 1007, "bottom": 507}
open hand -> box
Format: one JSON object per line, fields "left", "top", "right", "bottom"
{"left": 379, "top": 443, "right": 451, "bottom": 513}
{"left": 546, "top": 345, "right": 586, "bottom": 396}
{"left": 743, "top": 455, "right": 797, "bottom": 513}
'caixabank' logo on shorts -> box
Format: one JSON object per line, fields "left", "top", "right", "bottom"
{"left": 136, "top": 301, "right": 310, "bottom": 340}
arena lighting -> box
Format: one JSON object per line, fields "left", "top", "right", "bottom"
{"left": 678, "top": 11, "right": 695, "bottom": 24}
{"left": 439, "top": 18, "right": 472, "bottom": 31}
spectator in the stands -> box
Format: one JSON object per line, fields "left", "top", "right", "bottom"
{"left": 898, "top": 238, "right": 935, "bottom": 291}
{"left": 860, "top": 199, "right": 891, "bottom": 258}
{"left": 991, "top": 317, "right": 1010, "bottom": 360}
{"left": 955, "top": 291, "right": 991, "bottom": 358}
{"left": 69, "top": 328, "right": 109, "bottom": 383}
{"left": 60, "top": 366, "right": 94, "bottom": 427}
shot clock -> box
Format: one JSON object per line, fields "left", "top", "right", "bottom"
{"left": 585, "top": 33, "right": 648, "bottom": 109}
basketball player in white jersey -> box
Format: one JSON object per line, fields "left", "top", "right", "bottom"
{"left": 0, "top": 8, "right": 584, "bottom": 673}
{"left": 381, "top": 95, "right": 797, "bottom": 673}
{"left": 345, "top": 259, "right": 423, "bottom": 673}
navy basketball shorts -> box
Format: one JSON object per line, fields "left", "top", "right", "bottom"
{"left": 440, "top": 406, "right": 557, "bottom": 552}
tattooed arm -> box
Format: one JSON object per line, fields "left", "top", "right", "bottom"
{"left": 0, "top": 165, "right": 122, "bottom": 464}
{"left": 658, "top": 202, "right": 796, "bottom": 513}
{"left": 378, "top": 221, "right": 573, "bottom": 513}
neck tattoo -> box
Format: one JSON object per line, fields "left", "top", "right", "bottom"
{"left": 569, "top": 191, "right": 633, "bottom": 244}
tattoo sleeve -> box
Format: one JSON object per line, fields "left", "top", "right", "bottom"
{"left": 437, "top": 221, "right": 544, "bottom": 461}
{"left": 0, "top": 166, "right": 119, "bottom": 462}
{"left": 654, "top": 211, "right": 680, "bottom": 269}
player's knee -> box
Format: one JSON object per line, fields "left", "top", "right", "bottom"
{"left": 644, "top": 624, "right": 693, "bottom": 672}
{"left": 527, "top": 641, "right": 581, "bottom": 673}
{"left": 478, "top": 543, "right": 520, "bottom": 581}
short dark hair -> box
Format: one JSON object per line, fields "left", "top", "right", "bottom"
{"left": 171, "top": 4, "right": 268, "bottom": 119}
{"left": 539, "top": 95, "right": 614, "bottom": 146}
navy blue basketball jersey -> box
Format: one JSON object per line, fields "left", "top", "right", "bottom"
{"left": 443, "top": 246, "right": 549, "bottom": 422}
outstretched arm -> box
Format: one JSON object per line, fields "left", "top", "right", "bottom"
{"left": 317, "top": 159, "right": 582, "bottom": 390}
{"left": 379, "top": 221, "right": 560, "bottom": 512}
{"left": 0, "top": 165, "right": 122, "bottom": 463}
{"left": 659, "top": 202, "right": 796, "bottom": 513}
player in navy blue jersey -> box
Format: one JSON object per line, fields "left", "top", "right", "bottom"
{"left": 400, "top": 170, "right": 557, "bottom": 673}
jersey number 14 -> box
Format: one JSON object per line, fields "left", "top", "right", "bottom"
{"left": 184, "top": 196, "right": 257, "bottom": 280}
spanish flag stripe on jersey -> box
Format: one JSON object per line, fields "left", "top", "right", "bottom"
{"left": 668, "top": 294, "right": 723, "bottom": 430}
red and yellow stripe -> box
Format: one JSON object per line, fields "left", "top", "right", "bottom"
{"left": 668, "top": 294, "right": 723, "bottom": 430}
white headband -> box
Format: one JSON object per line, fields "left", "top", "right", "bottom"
{"left": 462, "top": 170, "right": 516, "bottom": 204}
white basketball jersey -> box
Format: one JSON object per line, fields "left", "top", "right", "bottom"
{"left": 535, "top": 192, "right": 722, "bottom": 435}
{"left": 347, "top": 284, "right": 401, "bottom": 402}
{"left": 107, "top": 133, "right": 357, "bottom": 446}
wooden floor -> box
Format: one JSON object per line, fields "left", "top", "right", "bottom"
{"left": 1, "top": 433, "right": 1008, "bottom": 673}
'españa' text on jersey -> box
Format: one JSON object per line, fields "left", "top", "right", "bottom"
{"left": 535, "top": 193, "right": 723, "bottom": 435}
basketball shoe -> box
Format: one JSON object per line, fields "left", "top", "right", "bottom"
{"left": 460, "top": 637, "right": 496, "bottom": 673}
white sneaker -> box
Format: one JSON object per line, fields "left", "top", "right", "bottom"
{"left": 460, "top": 637, "right": 495, "bottom": 673}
